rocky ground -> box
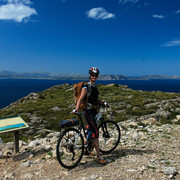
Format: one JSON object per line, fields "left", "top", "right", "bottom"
{"left": 0, "top": 120, "right": 180, "bottom": 180}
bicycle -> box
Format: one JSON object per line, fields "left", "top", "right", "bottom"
{"left": 56, "top": 108, "right": 121, "bottom": 169}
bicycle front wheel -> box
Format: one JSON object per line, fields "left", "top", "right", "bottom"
{"left": 98, "top": 120, "right": 121, "bottom": 153}
{"left": 56, "top": 128, "right": 84, "bottom": 169}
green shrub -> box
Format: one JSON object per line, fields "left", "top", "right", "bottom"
{"left": 0, "top": 83, "right": 180, "bottom": 138}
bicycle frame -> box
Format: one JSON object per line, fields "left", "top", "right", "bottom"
{"left": 56, "top": 109, "right": 121, "bottom": 169}
{"left": 74, "top": 111, "right": 108, "bottom": 140}
{"left": 75, "top": 112, "right": 87, "bottom": 138}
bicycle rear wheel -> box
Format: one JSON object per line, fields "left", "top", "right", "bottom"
{"left": 98, "top": 120, "right": 121, "bottom": 153}
{"left": 56, "top": 128, "right": 84, "bottom": 169}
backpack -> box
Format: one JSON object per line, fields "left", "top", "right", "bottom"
{"left": 73, "top": 81, "right": 91, "bottom": 110}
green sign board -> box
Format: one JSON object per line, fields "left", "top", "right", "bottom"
{"left": 0, "top": 115, "right": 29, "bottom": 134}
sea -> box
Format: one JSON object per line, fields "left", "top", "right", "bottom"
{"left": 0, "top": 79, "right": 180, "bottom": 110}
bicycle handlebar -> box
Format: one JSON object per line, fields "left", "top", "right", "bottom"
{"left": 71, "top": 111, "right": 82, "bottom": 119}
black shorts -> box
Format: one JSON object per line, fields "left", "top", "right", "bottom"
{"left": 84, "top": 109, "right": 98, "bottom": 138}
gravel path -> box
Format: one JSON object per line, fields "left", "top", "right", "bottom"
{"left": 0, "top": 124, "right": 180, "bottom": 180}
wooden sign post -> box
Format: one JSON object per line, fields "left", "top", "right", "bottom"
{"left": 0, "top": 115, "right": 29, "bottom": 153}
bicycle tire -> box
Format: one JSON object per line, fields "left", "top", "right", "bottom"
{"left": 56, "top": 128, "right": 84, "bottom": 169}
{"left": 98, "top": 120, "right": 121, "bottom": 153}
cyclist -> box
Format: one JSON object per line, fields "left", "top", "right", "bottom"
{"left": 73, "top": 67, "right": 109, "bottom": 165}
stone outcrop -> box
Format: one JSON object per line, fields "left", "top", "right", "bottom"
{"left": 23, "top": 114, "right": 47, "bottom": 136}
{"left": 3, "top": 93, "right": 39, "bottom": 110}
{"left": 0, "top": 84, "right": 180, "bottom": 179}
{"left": 0, "top": 121, "right": 180, "bottom": 180}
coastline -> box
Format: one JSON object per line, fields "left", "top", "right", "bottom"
{"left": 0, "top": 79, "right": 180, "bottom": 110}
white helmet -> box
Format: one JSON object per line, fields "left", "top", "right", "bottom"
{"left": 89, "top": 67, "right": 99, "bottom": 76}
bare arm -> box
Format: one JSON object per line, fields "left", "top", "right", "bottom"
{"left": 76, "top": 88, "right": 87, "bottom": 111}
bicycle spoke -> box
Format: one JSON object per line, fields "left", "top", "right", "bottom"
{"left": 98, "top": 121, "right": 121, "bottom": 153}
{"left": 56, "top": 128, "right": 84, "bottom": 169}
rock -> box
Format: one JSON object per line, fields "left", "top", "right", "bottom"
{"left": 145, "top": 102, "right": 159, "bottom": 108}
{"left": 148, "top": 117, "right": 157, "bottom": 125}
{"left": 46, "top": 132, "right": 56, "bottom": 138}
{"left": 21, "top": 173, "right": 34, "bottom": 179}
{"left": 3, "top": 150, "right": 12, "bottom": 156}
{"left": 116, "top": 109, "right": 126, "bottom": 114}
{"left": 107, "top": 114, "right": 114, "bottom": 119}
{"left": 45, "top": 154, "right": 52, "bottom": 159}
{"left": 106, "top": 158, "right": 112, "bottom": 163}
{"left": 25, "top": 129, "right": 36, "bottom": 135}
{"left": 0, "top": 151, "right": 3, "bottom": 157}
{"left": 29, "top": 154, "right": 34, "bottom": 158}
{"left": 42, "top": 138, "right": 50, "bottom": 143}
{"left": 106, "top": 83, "right": 115, "bottom": 87}
{"left": 127, "top": 104, "right": 131, "bottom": 108}
{"left": 176, "top": 115, "right": 180, "bottom": 120}
{"left": 5, "top": 142, "right": 13, "bottom": 150}
{"left": 131, "top": 132, "right": 140, "bottom": 139}
{"left": 28, "top": 140, "right": 41, "bottom": 148}
{"left": 128, "top": 95, "right": 133, "bottom": 99}
{"left": 34, "top": 159, "right": 42, "bottom": 164}
{"left": 50, "top": 136, "right": 58, "bottom": 143}
{"left": 156, "top": 110, "right": 170, "bottom": 118}
{"left": 169, "top": 174, "right": 174, "bottom": 179}
{"left": 30, "top": 116, "right": 43, "bottom": 124}
{"left": 175, "top": 108, "right": 180, "bottom": 112}
{"left": 19, "top": 140, "right": 27, "bottom": 148}
{"left": 163, "top": 167, "right": 177, "bottom": 175}
{"left": 90, "top": 174, "right": 99, "bottom": 180}
{"left": 51, "top": 149, "right": 56, "bottom": 157}
{"left": 128, "top": 122, "right": 139, "bottom": 128}
{"left": 4, "top": 172, "right": 15, "bottom": 179}
{"left": 171, "top": 119, "right": 180, "bottom": 123}
{"left": 52, "top": 106, "right": 61, "bottom": 111}
{"left": 42, "top": 145, "right": 52, "bottom": 151}
{"left": 132, "top": 106, "right": 139, "bottom": 110}
{"left": 0, "top": 137, "right": 3, "bottom": 144}
{"left": 20, "top": 160, "right": 33, "bottom": 168}
{"left": 127, "top": 169, "right": 137, "bottom": 172}
{"left": 61, "top": 170, "right": 69, "bottom": 176}
{"left": 28, "top": 92, "right": 39, "bottom": 100}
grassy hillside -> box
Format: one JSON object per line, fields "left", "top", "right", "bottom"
{"left": 0, "top": 83, "right": 180, "bottom": 142}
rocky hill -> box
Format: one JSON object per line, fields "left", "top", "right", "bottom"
{"left": 0, "top": 84, "right": 180, "bottom": 179}
{"left": 1, "top": 70, "right": 180, "bottom": 80}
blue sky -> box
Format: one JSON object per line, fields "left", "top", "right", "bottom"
{"left": 0, "top": 0, "right": 180, "bottom": 76}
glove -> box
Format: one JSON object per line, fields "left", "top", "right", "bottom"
{"left": 72, "top": 109, "right": 78, "bottom": 114}
{"left": 104, "top": 102, "right": 109, "bottom": 107}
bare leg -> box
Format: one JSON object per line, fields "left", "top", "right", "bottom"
{"left": 92, "top": 138, "right": 107, "bottom": 164}
{"left": 92, "top": 138, "right": 100, "bottom": 156}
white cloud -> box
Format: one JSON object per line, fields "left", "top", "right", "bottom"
{"left": 119, "top": 0, "right": 139, "bottom": 5}
{"left": 162, "top": 40, "right": 180, "bottom": 47}
{"left": 3, "top": 0, "right": 31, "bottom": 5}
{"left": 152, "top": 14, "right": 165, "bottom": 19}
{"left": 175, "top": 10, "right": 180, "bottom": 14}
{"left": 0, "top": 0, "right": 37, "bottom": 22}
{"left": 86, "top": 7, "right": 115, "bottom": 20}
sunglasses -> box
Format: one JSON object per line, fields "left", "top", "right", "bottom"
{"left": 91, "top": 74, "right": 98, "bottom": 77}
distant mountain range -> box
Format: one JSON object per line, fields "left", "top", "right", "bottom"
{"left": 0, "top": 70, "right": 180, "bottom": 80}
